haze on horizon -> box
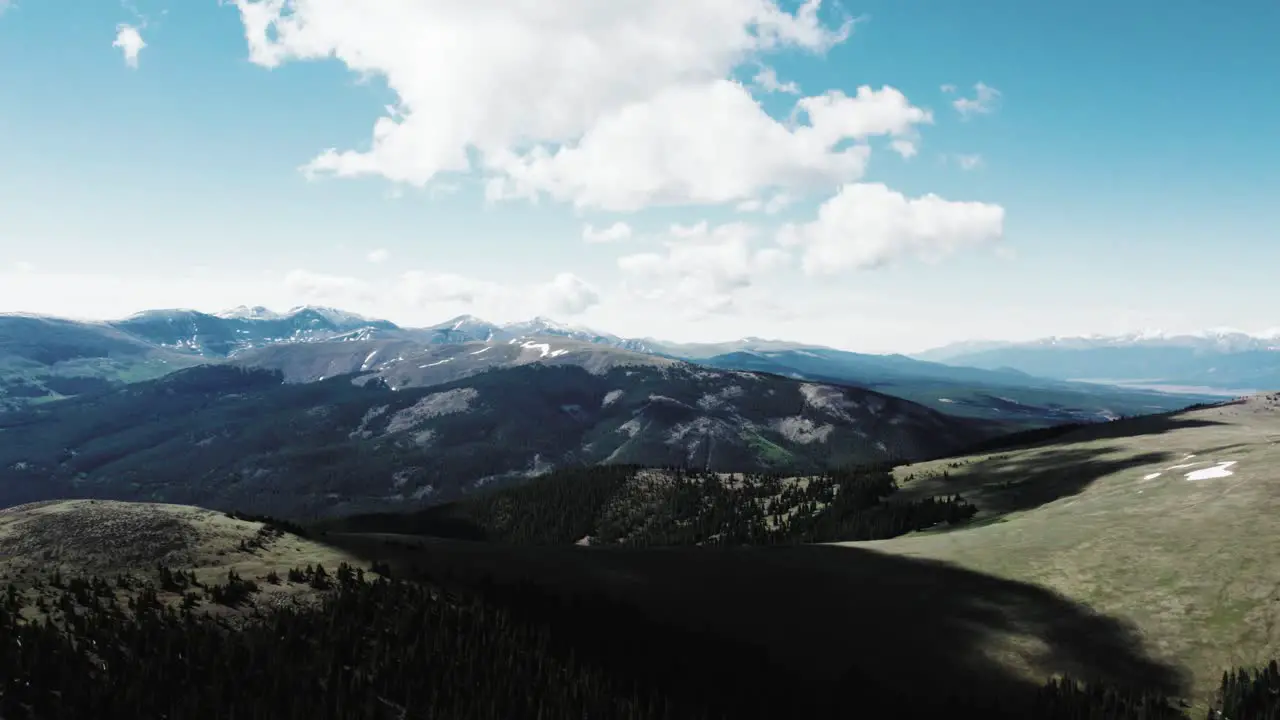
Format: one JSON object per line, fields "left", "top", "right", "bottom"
{"left": 1, "top": 0, "right": 1276, "bottom": 355}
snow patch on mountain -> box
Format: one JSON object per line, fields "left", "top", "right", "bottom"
{"left": 800, "top": 383, "right": 859, "bottom": 421}
{"left": 772, "top": 416, "right": 835, "bottom": 444}
{"left": 697, "top": 385, "right": 744, "bottom": 411}
{"left": 349, "top": 404, "right": 390, "bottom": 439}
{"left": 520, "top": 341, "right": 553, "bottom": 358}
{"left": 385, "top": 388, "right": 480, "bottom": 434}
{"left": 216, "top": 305, "right": 283, "bottom": 320}
{"left": 615, "top": 416, "right": 644, "bottom": 437}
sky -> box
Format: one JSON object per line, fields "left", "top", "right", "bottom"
{"left": 1, "top": 0, "right": 1278, "bottom": 354}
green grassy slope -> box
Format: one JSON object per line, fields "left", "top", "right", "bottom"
{"left": 856, "top": 392, "right": 1280, "bottom": 710}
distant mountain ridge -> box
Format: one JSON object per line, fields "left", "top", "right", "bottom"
{"left": 920, "top": 329, "right": 1280, "bottom": 359}
{"left": 112, "top": 306, "right": 400, "bottom": 357}
{"left": 0, "top": 307, "right": 1218, "bottom": 422}
{"left": 917, "top": 330, "right": 1280, "bottom": 391}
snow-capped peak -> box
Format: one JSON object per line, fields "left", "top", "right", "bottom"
{"left": 216, "top": 305, "right": 283, "bottom": 320}
{"left": 286, "top": 306, "right": 375, "bottom": 326}
{"left": 504, "top": 316, "right": 608, "bottom": 337}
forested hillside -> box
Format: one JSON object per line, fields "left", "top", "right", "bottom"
{"left": 0, "top": 363, "right": 991, "bottom": 517}
{"left": 322, "top": 463, "right": 978, "bottom": 547}
{"left": 1, "top": 553, "right": 1276, "bottom": 719}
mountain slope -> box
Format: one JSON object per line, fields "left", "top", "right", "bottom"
{"left": 314, "top": 393, "right": 1280, "bottom": 714}
{"left": 858, "top": 392, "right": 1280, "bottom": 709}
{"left": 0, "top": 361, "right": 992, "bottom": 518}
{"left": 230, "top": 336, "right": 679, "bottom": 388}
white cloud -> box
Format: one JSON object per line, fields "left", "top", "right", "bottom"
{"left": 582, "top": 221, "right": 633, "bottom": 244}
{"left": 11, "top": 261, "right": 34, "bottom": 273}
{"left": 617, "top": 221, "right": 787, "bottom": 316}
{"left": 735, "top": 192, "right": 792, "bottom": 215}
{"left": 284, "top": 269, "right": 373, "bottom": 302}
{"left": 113, "top": 24, "right": 146, "bottom": 69}
{"left": 394, "top": 269, "right": 599, "bottom": 317}
{"left": 890, "top": 139, "right": 918, "bottom": 159}
{"left": 763, "top": 192, "right": 792, "bottom": 214}
{"left": 940, "top": 83, "right": 956, "bottom": 94}
{"left": 954, "top": 153, "right": 983, "bottom": 170}
{"left": 367, "top": 248, "right": 391, "bottom": 263}
{"left": 489, "top": 81, "right": 931, "bottom": 211}
{"left": 778, "top": 183, "right": 1005, "bottom": 274}
{"left": 227, "top": 1, "right": 951, "bottom": 212}
{"left": 753, "top": 65, "right": 799, "bottom": 94}
{"left": 953, "top": 82, "right": 1001, "bottom": 118}
{"left": 534, "top": 272, "right": 600, "bottom": 316}
{"left": 395, "top": 271, "right": 504, "bottom": 307}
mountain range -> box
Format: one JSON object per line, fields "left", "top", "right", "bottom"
{"left": 918, "top": 330, "right": 1280, "bottom": 391}
{"left": 0, "top": 306, "right": 1218, "bottom": 425}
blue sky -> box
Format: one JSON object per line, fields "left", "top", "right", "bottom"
{"left": 1, "top": 0, "right": 1277, "bottom": 353}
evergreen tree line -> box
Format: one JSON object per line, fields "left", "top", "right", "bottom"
{"left": 1, "top": 563, "right": 1278, "bottom": 719}
{"left": 322, "top": 463, "right": 977, "bottom": 548}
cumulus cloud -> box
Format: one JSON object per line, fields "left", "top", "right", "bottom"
{"left": 753, "top": 65, "right": 799, "bottom": 94}
{"left": 367, "top": 248, "right": 391, "bottom": 263}
{"left": 284, "top": 269, "right": 372, "bottom": 302}
{"left": 954, "top": 153, "right": 983, "bottom": 170}
{"left": 940, "top": 83, "right": 956, "bottom": 94}
{"left": 113, "top": 24, "right": 146, "bottom": 68}
{"left": 890, "top": 139, "right": 918, "bottom": 159}
{"left": 276, "top": 267, "right": 600, "bottom": 318}
{"left": 489, "top": 82, "right": 931, "bottom": 211}
{"left": 395, "top": 271, "right": 505, "bottom": 307}
{"left": 225, "top": 1, "right": 953, "bottom": 212}
{"left": 778, "top": 183, "right": 1005, "bottom": 274}
{"left": 582, "top": 221, "right": 632, "bottom": 244}
{"left": 396, "top": 270, "right": 600, "bottom": 316}
{"left": 953, "top": 82, "right": 1001, "bottom": 118}
{"left": 738, "top": 193, "right": 793, "bottom": 214}
{"left": 534, "top": 272, "right": 600, "bottom": 315}
{"left": 618, "top": 221, "right": 787, "bottom": 316}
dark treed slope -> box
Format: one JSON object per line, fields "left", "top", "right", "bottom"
{"left": 9, "top": 557, "right": 1276, "bottom": 718}
{"left": 320, "top": 464, "right": 979, "bottom": 547}
{"left": 0, "top": 363, "right": 992, "bottom": 517}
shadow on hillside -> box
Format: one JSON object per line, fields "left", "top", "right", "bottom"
{"left": 953, "top": 415, "right": 1228, "bottom": 456}
{"left": 320, "top": 532, "right": 1189, "bottom": 715}
{"left": 912, "top": 414, "right": 1241, "bottom": 519}
{"left": 931, "top": 446, "right": 1172, "bottom": 518}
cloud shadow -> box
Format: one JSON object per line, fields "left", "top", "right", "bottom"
{"left": 319, "top": 532, "right": 1191, "bottom": 716}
